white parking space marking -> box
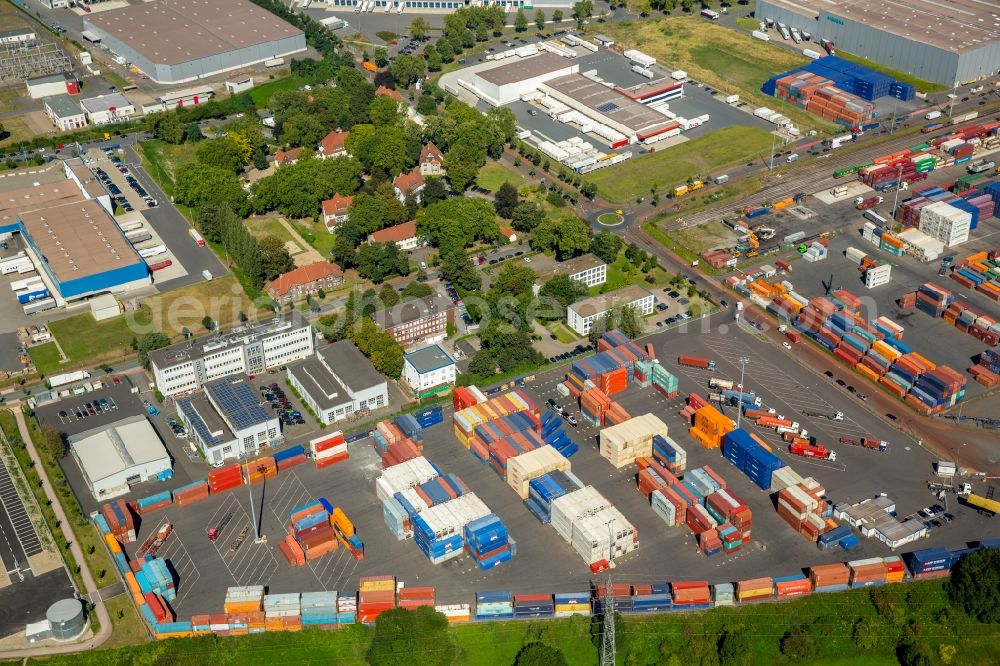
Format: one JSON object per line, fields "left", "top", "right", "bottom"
{"left": 156, "top": 523, "right": 201, "bottom": 607}
{"left": 206, "top": 494, "right": 278, "bottom": 588}
{"left": 0, "top": 455, "right": 42, "bottom": 559}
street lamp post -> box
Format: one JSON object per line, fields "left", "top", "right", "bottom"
{"left": 890, "top": 162, "right": 905, "bottom": 218}
{"left": 243, "top": 447, "right": 263, "bottom": 543}
{"left": 735, "top": 356, "right": 750, "bottom": 429}
{"left": 606, "top": 518, "right": 616, "bottom": 568}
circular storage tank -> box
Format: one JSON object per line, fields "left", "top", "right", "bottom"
{"left": 46, "top": 599, "right": 86, "bottom": 641}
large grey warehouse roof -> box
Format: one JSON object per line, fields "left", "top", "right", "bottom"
{"left": 86, "top": 0, "right": 305, "bottom": 65}
{"left": 541, "top": 74, "right": 674, "bottom": 134}
{"left": 761, "top": 0, "right": 1000, "bottom": 53}
{"left": 68, "top": 416, "right": 169, "bottom": 484}
{"left": 476, "top": 52, "right": 574, "bottom": 86}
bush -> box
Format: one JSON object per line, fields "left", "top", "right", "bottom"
{"left": 779, "top": 625, "right": 815, "bottom": 661}
{"left": 948, "top": 547, "right": 1000, "bottom": 623}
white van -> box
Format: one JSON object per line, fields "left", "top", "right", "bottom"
{"left": 786, "top": 153, "right": 800, "bottom": 163}
{"left": 925, "top": 110, "right": 942, "bottom": 120}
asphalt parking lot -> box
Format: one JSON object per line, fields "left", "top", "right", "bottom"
{"left": 120, "top": 313, "right": 997, "bottom": 618}
{"left": 0, "top": 454, "right": 43, "bottom": 576}
{"left": 0, "top": 569, "right": 75, "bottom": 638}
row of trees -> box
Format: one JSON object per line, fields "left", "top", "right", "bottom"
{"left": 196, "top": 202, "right": 294, "bottom": 290}
{"left": 316, "top": 289, "right": 405, "bottom": 378}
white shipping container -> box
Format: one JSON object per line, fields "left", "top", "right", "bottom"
{"left": 550, "top": 486, "right": 611, "bottom": 543}
{"left": 802, "top": 49, "right": 821, "bottom": 59}
{"left": 725, "top": 94, "right": 740, "bottom": 104}
{"left": 845, "top": 247, "right": 867, "bottom": 264}
{"left": 670, "top": 69, "right": 687, "bottom": 80}
{"left": 865, "top": 263, "right": 891, "bottom": 288}
{"left": 752, "top": 30, "right": 770, "bottom": 42}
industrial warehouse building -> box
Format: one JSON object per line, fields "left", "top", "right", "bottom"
{"left": 286, "top": 340, "right": 389, "bottom": 426}
{"left": 468, "top": 52, "right": 579, "bottom": 105}
{"left": 150, "top": 317, "right": 315, "bottom": 396}
{"left": 83, "top": 0, "right": 307, "bottom": 84}
{"left": 68, "top": 415, "right": 172, "bottom": 499}
{"left": 755, "top": 0, "right": 1000, "bottom": 86}
{"left": 0, "top": 159, "right": 150, "bottom": 307}
{"left": 177, "top": 376, "right": 281, "bottom": 464}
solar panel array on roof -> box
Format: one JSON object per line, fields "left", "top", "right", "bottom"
{"left": 178, "top": 397, "right": 222, "bottom": 446}
{"left": 596, "top": 101, "right": 620, "bottom": 113}
{"left": 208, "top": 380, "right": 269, "bottom": 430}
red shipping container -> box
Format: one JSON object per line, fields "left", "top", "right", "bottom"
{"left": 316, "top": 452, "right": 349, "bottom": 468}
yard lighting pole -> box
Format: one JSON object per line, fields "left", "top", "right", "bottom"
{"left": 735, "top": 356, "right": 750, "bottom": 429}
{"left": 244, "top": 448, "right": 262, "bottom": 543}
{"left": 891, "top": 162, "right": 905, "bottom": 219}
{"left": 606, "top": 517, "right": 616, "bottom": 567}
{"left": 768, "top": 133, "right": 777, "bottom": 172}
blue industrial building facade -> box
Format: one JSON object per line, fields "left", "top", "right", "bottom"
{"left": 1, "top": 218, "right": 149, "bottom": 301}
{"left": 756, "top": 0, "right": 1000, "bottom": 87}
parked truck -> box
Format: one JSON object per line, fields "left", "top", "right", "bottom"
{"left": 804, "top": 409, "right": 844, "bottom": 421}
{"left": 839, "top": 436, "right": 888, "bottom": 452}
{"left": 678, "top": 355, "right": 715, "bottom": 370}
{"left": 790, "top": 442, "right": 837, "bottom": 461}
{"left": 967, "top": 159, "right": 996, "bottom": 174}
{"left": 855, "top": 196, "right": 883, "bottom": 210}
{"left": 723, "top": 389, "right": 762, "bottom": 407}
{"left": 709, "top": 377, "right": 736, "bottom": 390}
{"left": 961, "top": 491, "right": 999, "bottom": 516}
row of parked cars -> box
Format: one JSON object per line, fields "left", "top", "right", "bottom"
{"left": 57, "top": 396, "right": 117, "bottom": 422}
{"left": 99, "top": 145, "right": 157, "bottom": 209}
{"left": 261, "top": 383, "right": 304, "bottom": 426}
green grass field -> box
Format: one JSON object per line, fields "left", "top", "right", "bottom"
{"left": 591, "top": 17, "right": 825, "bottom": 132}
{"left": 47, "top": 313, "right": 137, "bottom": 370}
{"left": 245, "top": 216, "right": 296, "bottom": 245}
{"left": 27, "top": 342, "right": 63, "bottom": 376}
{"left": 836, "top": 51, "right": 946, "bottom": 94}
{"left": 546, "top": 321, "right": 581, "bottom": 344}
{"left": 249, "top": 75, "right": 307, "bottom": 108}
{"left": 475, "top": 163, "right": 525, "bottom": 193}
{"left": 289, "top": 218, "right": 337, "bottom": 258}
{"left": 584, "top": 126, "right": 775, "bottom": 202}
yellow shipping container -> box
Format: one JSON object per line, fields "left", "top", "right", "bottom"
{"left": 105, "top": 533, "right": 122, "bottom": 554}
{"left": 554, "top": 603, "right": 591, "bottom": 612}
{"left": 360, "top": 580, "right": 396, "bottom": 592}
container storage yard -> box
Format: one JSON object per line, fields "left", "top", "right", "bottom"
{"left": 87, "top": 315, "right": 999, "bottom": 642}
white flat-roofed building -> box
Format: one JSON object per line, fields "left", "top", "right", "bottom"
{"left": 43, "top": 95, "right": 87, "bottom": 131}
{"left": 286, "top": 340, "right": 389, "bottom": 426}
{"left": 68, "top": 415, "right": 172, "bottom": 499}
{"left": 0, "top": 28, "right": 36, "bottom": 46}
{"left": 470, "top": 52, "right": 580, "bottom": 105}
{"left": 150, "top": 317, "right": 315, "bottom": 396}
{"left": 402, "top": 344, "right": 456, "bottom": 397}
{"left": 567, "top": 284, "right": 654, "bottom": 336}
{"left": 177, "top": 376, "right": 281, "bottom": 463}
{"left": 80, "top": 92, "right": 135, "bottom": 125}
{"left": 534, "top": 254, "right": 607, "bottom": 294}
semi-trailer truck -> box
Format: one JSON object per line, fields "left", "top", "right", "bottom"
{"left": 790, "top": 442, "right": 836, "bottom": 461}
{"left": 839, "top": 436, "right": 888, "bottom": 452}
{"left": 678, "top": 355, "right": 715, "bottom": 370}
{"left": 804, "top": 409, "right": 844, "bottom": 421}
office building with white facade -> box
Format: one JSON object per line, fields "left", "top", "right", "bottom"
{"left": 567, "top": 284, "right": 655, "bottom": 336}
{"left": 177, "top": 376, "right": 281, "bottom": 464}
{"left": 402, "top": 345, "right": 456, "bottom": 398}
{"left": 286, "top": 340, "right": 389, "bottom": 426}
{"left": 150, "top": 318, "right": 314, "bottom": 396}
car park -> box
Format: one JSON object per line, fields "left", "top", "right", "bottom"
{"left": 657, "top": 303, "right": 668, "bottom": 311}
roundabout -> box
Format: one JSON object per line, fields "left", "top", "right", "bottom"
{"left": 597, "top": 211, "right": 625, "bottom": 226}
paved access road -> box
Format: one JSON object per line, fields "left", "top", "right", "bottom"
{"left": 0, "top": 453, "right": 42, "bottom": 578}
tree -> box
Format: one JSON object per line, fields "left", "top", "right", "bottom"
{"left": 416, "top": 198, "right": 499, "bottom": 253}
{"left": 379, "top": 283, "right": 400, "bottom": 307}
{"left": 258, "top": 236, "right": 295, "bottom": 281}
{"left": 494, "top": 181, "right": 519, "bottom": 219}
{"left": 852, "top": 617, "right": 884, "bottom": 651}
{"left": 174, "top": 163, "right": 248, "bottom": 215}
{"left": 492, "top": 262, "right": 536, "bottom": 297}
{"left": 588, "top": 304, "right": 643, "bottom": 344}
{"left": 515, "top": 8, "right": 528, "bottom": 32}
{"left": 401, "top": 281, "right": 433, "bottom": 299}
{"left": 421, "top": 177, "right": 448, "bottom": 206}
{"left": 553, "top": 9, "right": 564, "bottom": 22}
{"left": 366, "top": 606, "right": 454, "bottom": 665}
{"left": 949, "top": 548, "right": 1000, "bottom": 623}
{"left": 150, "top": 112, "right": 184, "bottom": 144}
{"left": 780, "top": 626, "right": 815, "bottom": 661}
{"left": 183, "top": 123, "right": 204, "bottom": 143}
{"left": 590, "top": 231, "right": 623, "bottom": 264}
{"left": 357, "top": 242, "right": 410, "bottom": 283}
{"left": 444, "top": 138, "right": 486, "bottom": 192}
{"left": 717, "top": 628, "right": 750, "bottom": 666}
{"left": 201, "top": 316, "right": 215, "bottom": 331}
{"left": 468, "top": 350, "right": 498, "bottom": 378}
{"left": 251, "top": 155, "right": 363, "bottom": 218}
{"left": 390, "top": 54, "right": 427, "bottom": 88}
{"left": 572, "top": 0, "right": 593, "bottom": 27}
{"left": 435, "top": 38, "right": 454, "bottom": 63}
{"left": 537, "top": 274, "right": 587, "bottom": 320}
{"left": 373, "top": 46, "right": 389, "bottom": 68}
{"left": 534, "top": 8, "right": 546, "bottom": 30}
{"left": 530, "top": 216, "right": 592, "bottom": 260}
{"left": 196, "top": 200, "right": 239, "bottom": 244}
{"left": 135, "top": 331, "right": 172, "bottom": 371}
{"left": 196, "top": 138, "right": 244, "bottom": 174}
{"left": 409, "top": 16, "right": 430, "bottom": 40}
{"left": 38, "top": 425, "right": 66, "bottom": 461}
{"left": 511, "top": 201, "right": 544, "bottom": 233}
{"left": 439, "top": 247, "right": 481, "bottom": 292}
{"left": 349, "top": 317, "right": 405, "bottom": 379}
{"left": 580, "top": 181, "right": 597, "bottom": 200}
{"left": 514, "top": 643, "right": 565, "bottom": 666}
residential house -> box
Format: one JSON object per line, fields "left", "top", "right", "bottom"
{"left": 266, "top": 261, "right": 344, "bottom": 304}
{"left": 392, "top": 168, "right": 425, "bottom": 204}
{"left": 274, "top": 147, "right": 304, "bottom": 167}
{"left": 499, "top": 226, "right": 518, "bottom": 244}
{"left": 372, "top": 295, "right": 454, "bottom": 348}
{"left": 368, "top": 220, "right": 421, "bottom": 251}
{"left": 318, "top": 130, "right": 349, "bottom": 159}
{"left": 321, "top": 194, "right": 353, "bottom": 232}
{"left": 376, "top": 86, "right": 406, "bottom": 106}
{"left": 419, "top": 142, "right": 445, "bottom": 176}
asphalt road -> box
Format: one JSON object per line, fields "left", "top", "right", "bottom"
{"left": 119, "top": 144, "right": 227, "bottom": 290}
